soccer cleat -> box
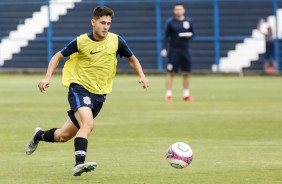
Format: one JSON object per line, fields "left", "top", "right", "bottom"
{"left": 25, "top": 127, "right": 43, "bottom": 155}
{"left": 166, "top": 96, "right": 172, "bottom": 102}
{"left": 73, "top": 162, "right": 97, "bottom": 176}
{"left": 184, "top": 96, "right": 194, "bottom": 101}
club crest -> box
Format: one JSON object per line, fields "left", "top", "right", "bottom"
{"left": 83, "top": 96, "right": 91, "bottom": 105}
{"left": 183, "top": 21, "right": 190, "bottom": 29}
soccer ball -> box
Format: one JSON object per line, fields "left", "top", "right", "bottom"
{"left": 166, "top": 142, "right": 193, "bottom": 169}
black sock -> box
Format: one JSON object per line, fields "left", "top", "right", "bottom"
{"left": 34, "top": 130, "right": 44, "bottom": 143}
{"left": 74, "top": 137, "right": 88, "bottom": 166}
{"left": 34, "top": 128, "right": 57, "bottom": 143}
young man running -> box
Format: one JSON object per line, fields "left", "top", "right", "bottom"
{"left": 25, "top": 6, "right": 149, "bottom": 176}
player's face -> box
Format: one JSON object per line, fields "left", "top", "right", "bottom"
{"left": 91, "top": 16, "right": 112, "bottom": 40}
{"left": 174, "top": 5, "right": 185, "bottom": 19}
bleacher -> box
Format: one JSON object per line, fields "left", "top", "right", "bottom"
{"left": 2, "top": 1, "right": 158, "bottom": 69}
{"left": 0, "top": 1, "right": 43, "bottom": 39}
{"left": 218, "top": 1, "right": 280, "bottom": 71}
{"left": 0, "top": 0, "right": 281, "bottom": 72}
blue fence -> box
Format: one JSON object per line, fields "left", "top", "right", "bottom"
{"left": 0, "top": 0, "right": 281, "bottom": 72}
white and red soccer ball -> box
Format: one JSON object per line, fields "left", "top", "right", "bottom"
{"left": 166, "top": 142, "right": 193, "bottom": 169}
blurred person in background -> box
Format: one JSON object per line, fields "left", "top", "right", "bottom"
{"left": 257, "top": 19, "right": 276, "bottom": 74}
{"left": 161, "top": 3, "right": 194, "bottom": 102}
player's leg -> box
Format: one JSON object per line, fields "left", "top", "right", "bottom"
{"left": 73, "top": 106, "right": 94, "bottom": 166}
{"left": 166, "top": 72, "right": 174, "bottom": 102}
{"left": 25, "top": 118, "right": 78, "bottom": 155}
{"left": 182, "top": 71, "right": 193, "bottom": 101}
{"left": 67, "top": 83, "right": 99, "bottom": 176}
{"left": 54, "top": 118, "right": 78, "bottom": 142}
{"left": 264, "top": 59, "right": 269, "bottom": 72}
{"left": 183, "top": 71, "right": 190, "bottom": 90}
{"left": 72, "top": 106, "right": 97, "bottom": 176}
{"left": 270, "top": 51, "right": 276, "bottom": 73}
{"left": 181, "top": 51, "right": 193, "bottom": 101}
{"left": 38, "top": 118, "right": 78, "bottom": 143}
{"left": 166, "top": 50, "right": 178, "bottom": 102}
{"left": 264, "top": 50, "right": 272, "bottom": 73}
{"left": 74, "top": 107, "right": 94, "bottom": 138}
{"left": 272, "top": 59, "right": 276, "bottom": 72}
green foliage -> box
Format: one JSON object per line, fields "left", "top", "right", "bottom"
{"left": 0, "top": 74, "right": 281, "bottom": 184}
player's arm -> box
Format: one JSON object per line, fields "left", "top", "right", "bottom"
{"left": 161, "top": 19, "right": 171, "bottom": 57}
{"left": 38, "top": 38, "right": 78, "bottom": 92}
{"left": 117, "top": 36, "right": 149, "bottom": 89}
{"left": 187, "top": 20, "right": 194, "bottom": 40}
{"left": 127, "top": 55, "right": 149, "bottom": 89}
{"left": 190, "top": 20, "right": 194, "bottom": 37}
{"left": 38, "top": 52, "right": 64, "bottom": 92}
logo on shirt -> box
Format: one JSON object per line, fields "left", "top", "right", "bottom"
{"left": 167, "top": 64, "right": 173, "bottom": 71}
{"left": 183, "top": 21, "right": 190, "bottom": 29}
{"left": 90, "top": 50, "right": 102, "bottom": 55}
{"left": 83, "top": 96, "right": 91, "bottom": 105}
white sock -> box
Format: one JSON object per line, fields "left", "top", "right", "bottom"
{"left": 183, "top": 89, "right": 190, "bottom": 97}
{"left": 166, "top": 90, "right": 172, "bottom": 97}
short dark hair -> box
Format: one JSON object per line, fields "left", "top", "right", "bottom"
{"left": 174, "top": 3, "right": 185, "bottom": 9}
{"left": 92, "top": 6, "right": 114, "bottom": 19}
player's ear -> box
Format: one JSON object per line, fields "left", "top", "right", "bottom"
{"left": 91, "top": 19, "right": 95, "bottom": 27}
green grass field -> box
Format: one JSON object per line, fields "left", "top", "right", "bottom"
{"left": 0, "top": 74, "right": 282, "bottom": 184}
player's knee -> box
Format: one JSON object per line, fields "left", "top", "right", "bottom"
{"left": 167, "top": 72, "right": 174, "bottom": 77}
{"left": 80, "top": 121, "right": 94, "bottom": 132}
{"left": 87, "top": 122, "right": 94, "bottom": 132}
{"left": 56, "top": 132, "right": 72, "bottom": 142}
{"left": 183, "top": 72, "right": 189, "bottom": 77}
{"left": 59, "top": 135, "right": 70, "bottom": 142}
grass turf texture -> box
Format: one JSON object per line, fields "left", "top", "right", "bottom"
{"left": 0, "top": 74, "right": 281, "bottom": 184}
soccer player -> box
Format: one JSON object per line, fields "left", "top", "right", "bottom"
{"left": 25, "top": 6, "right": 149, "bottom": 176}
{"left": 257, "top": 19, "right": 276, "bottom": 73}
{"left": 161, "top": 3, "right": 194, "bottom": 102}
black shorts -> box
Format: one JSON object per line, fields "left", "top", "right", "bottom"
{"left": 67, "top": 83, "right": 106, "bottom": 129}
{"left": 167, "top": 49, "right": 192, "bottom": 72}
{"left": 264, "top": 50, "right": 274, "bottom": 60}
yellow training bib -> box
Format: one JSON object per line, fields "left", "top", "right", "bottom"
{"left": 62, "top": 32, "right": 118, "bottom": 94}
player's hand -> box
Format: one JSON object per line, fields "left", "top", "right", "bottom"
{"left": 139, "top": 77, "right": 149, "bottom": 89}
{"left": 38, "top": 78, "right": 50, "bottom": 92}
{"left": 161, "top": 49, "right": 167, "bottom": 57}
